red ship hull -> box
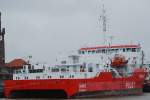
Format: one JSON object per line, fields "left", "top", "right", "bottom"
{"left": 4, "top": 70, "right": 146, "bottom": 98}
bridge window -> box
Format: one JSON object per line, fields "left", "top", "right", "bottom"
{"left": 88, "top": 50, "right": 92, "bottom": 54}
{"left": 132, "top": 48, "right": 136, "bottom": 52}
{"left": 126, "top": 48, "right": 132, "bottom": 52}
{"left": 115, "top": 49, "right": 119, "bottom": 52}
{"left": 82, "top": 51, "right": 85, "bottom": 54}
{"left": 92, "top": 50, "right": 95, "bottom": 54}
{"left": 96, "top": 49, "right": 101, "bottom": 53}
{"left": 111, "top": 49, "right": 115, "bottom": 52}
{"left": 123, "top": 48, "right": 126, "bottom": 52}
{"left": 102, "top": 49, "right": 105, "bottom": 53}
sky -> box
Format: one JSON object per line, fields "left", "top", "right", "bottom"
{"left": 0, "top": 0, "right": 150, "bottom": 63}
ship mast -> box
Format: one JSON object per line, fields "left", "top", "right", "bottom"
{"left": 99, "top": 4, "right": 114, "bottom": 46}
{"left": 99, "top": 4, "right": 107, "bottom": 45}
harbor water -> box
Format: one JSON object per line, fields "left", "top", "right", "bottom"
{"left": 0, "top": 93, "right": 150, "bottom": 100}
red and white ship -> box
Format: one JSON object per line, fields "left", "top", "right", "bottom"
{"left": 4, "top": 5, "right": 147, "bottom": 98}
{"left": 4, "top": 44, "right": 146, "bottom": 98}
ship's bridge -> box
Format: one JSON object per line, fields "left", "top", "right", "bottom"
{"left": 78, "top": 44, "right": 141, "bottom": 55}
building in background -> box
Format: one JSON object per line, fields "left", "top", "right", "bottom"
{"left": 0, "top": 12, "right": 12, "bottom": 97}
{"left": 6, "top": 58, "right": 27, "bottom": 72}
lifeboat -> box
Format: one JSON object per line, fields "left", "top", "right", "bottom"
{"left": 111, "top": 54, "right": 128, "bottom": 67}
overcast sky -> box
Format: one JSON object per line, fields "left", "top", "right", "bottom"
{"left": 0, "top": 0, "right": 150, "bottom": 63}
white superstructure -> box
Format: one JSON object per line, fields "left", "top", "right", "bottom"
{"left": 13, "top": 44, "right": 144, "bottom": 80}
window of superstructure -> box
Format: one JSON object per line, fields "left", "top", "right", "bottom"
{"left": 48, "top": 76, "right": 52, "bottom": 79}
{"left": 80, "top": 65, "right": 86, "bottom": 72}
{"left": 126, "top": 48, "right": 131, "bottom": 52}
{"left": 102, "top": 49, "right": 105, "bottom": 53}
{"left": 16, "top": 70, "right": 21, "bottom": 74}
{"left": 72, "top": 75, "right": 74, "bottom": 78}
{"left": 69, "top": 75, "right": 74, "bottom": 78}
{"left": 119, "top": 48, "right": 123, "bottom": 52}
{"left": 66, "top": 66, "right": 69, "bottom": 68}
{"left": 88, "top": 67, "right": 93, "bottom": 72}
{"left": 16, "top": 77, "right": 20, "bottom": 80}
{"left": 60, "top": 75, "right": 64, "bottom": 78}
{"left": 22, "top": 70, "right": 25, "bottom": 73}
{"left": 92, "top": 50, "right": 95, "bottom": 54}
{"left": 98, "top": 49, "right": 102, "bottom": 53}
{"left": 96, "top": 49, "right": 100, "bottom": 53}
{"left": 137, "top": 48, "right": 140, "bottom": 52}
{"left": 123, "top": 48, "right": 126, "bottom": 52}
{"left": 111, "top": 49, "right": 114, "bottom": 52}
{"left": 51, "top": 68, "right": 59, "bottom": 72}
{"left": 25, "top": 76, "right": 28, "bottom": 79}
{"left": 132, "top": 48, "right": 136, "bottom": 52}
{"left": 115, "top": 49, "right": 119, "bottom": 52}
{"left": 88, "top": 50, "right": 91, "bottom": 54}
{"left": 61, "top": 68, "right": 66, "bottom": 72}
{"left": 82, "top": 51, "right": 85, "bottom": 54}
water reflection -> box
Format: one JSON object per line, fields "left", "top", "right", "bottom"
{"left": 1, "top": 93, "right": 150, "bottom": 100}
